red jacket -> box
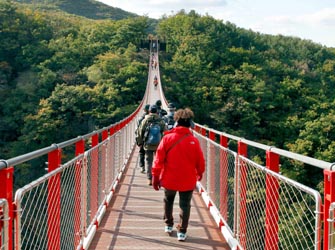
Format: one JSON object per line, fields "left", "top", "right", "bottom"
{"left": 152, "top": 126, "right": 205, "bottom": 191}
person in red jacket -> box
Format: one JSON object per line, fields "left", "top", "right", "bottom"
{"left": 151, "top": 108, "right": 205, "bottom": 241}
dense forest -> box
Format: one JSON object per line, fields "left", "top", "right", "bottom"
{"left": 1, "top": 0, "right": 335, "bottom": 190}
{"left": 14, "top": 0, "right": 138, "bottom": 20}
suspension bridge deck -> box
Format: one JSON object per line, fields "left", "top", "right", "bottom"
{"left": 88, "top": 147, "right": 230, "bottom": 250}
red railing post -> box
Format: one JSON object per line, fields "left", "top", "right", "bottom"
{"left": 102, "top": 130, "right": 108, "bottom": 141}
{"left": 220, "top": 135, "right": 229, "bottom": 222}
{"left": 323, "top": 170, "right": 335, "bottom": 250}
{"left": 201, "top": 127, "right": 206, "bottom": 137}
{"left": 115, "top": 124, "right": 120, "bottom": 133}
{"left": 264, "top": 151, "right": 280, "bottom": 250}
{"left": 110, "top": 127, "right": 115, "bottom": 136}
{"left": 76, "top": 139, "right": 85, "bottom": 156}
{"left": 74, "top": 139, "right": 85, "bottom": 247}
{"left": 90, "top": 134, "right": 99, "bottom": 222}
{"left": 208, "top": 131, "right": 215, "bottom": 141}
{"left": 193, "top": 124, "right": 199, "bottom": 133}
{"left": 237, "top": 141, "right": 247, "bottom": 249}
{"left": 0, "top": 166, "right": 14, "bottom": 250}
{"left": 47, "top": 148, "right": 61, "bottom": 250}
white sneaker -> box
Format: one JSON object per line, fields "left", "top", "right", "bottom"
{"left": 177, "top": 232, "right": 187, "bottom": 241}
{"left": 165, "top": 226, "right": 173, "bottom": 234}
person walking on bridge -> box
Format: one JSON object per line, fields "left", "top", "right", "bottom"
{"left": 135, "top": 104, "right": 150, "bottom": 173}
{"left": 155, "top": 100, "right": 167, "bottom": 118}
{"left": 151, "top": 108, "right": 205, "bottom": 241}
{"left": 163, "top": 102, "right": 177, "bottom": 130}
{"left": 138, "top": 105, "right": 166, "bottom": 185}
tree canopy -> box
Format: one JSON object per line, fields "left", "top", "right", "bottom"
{"left": 1, "top": 2, "right": 335, "bottom": 190}
{"left": 156, "top": 10, "right": 335, "bottom": 188}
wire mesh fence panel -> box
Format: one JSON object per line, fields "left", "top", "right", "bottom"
{"left": 15, "top": 157, "right": 81, "bottom": 250}
{"left": 236, "top": 156, "right": 322, "bottom": 250}
{"left": 0, "top": 199, "right": 9, "bottom": 250}
{"left": 106, "top": 135, "right": 118, "bottom": 192}
{"left": 195, "top": 133, "right": 237, "bottom": 234}
{"left": 328, "top": 202, "right": 335, "bottom": 250}
{"left": 13, "top": 119, "right": 137, "bottom": 250}
{"left": 236, "top": 157, "right": 267, "bottom": 250}
{"left": 17, "top": 171, "right": 51, "bottom": 250}
{"left": 59, "top": 160, "right": 78, "bottom": 250}
{"left": 85, "top": 146, "right": 100, "bottom": 228}
{"left": 197, "top": 133, "right": 210, "bottom": 193}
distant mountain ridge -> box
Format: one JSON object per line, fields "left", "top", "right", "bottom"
{"left": 13, "top": 0, "right": 138, "bottom": 20}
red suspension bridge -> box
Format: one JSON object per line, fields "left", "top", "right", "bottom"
{"left": 1, "top": 40, "right": 335, "bottom": 250}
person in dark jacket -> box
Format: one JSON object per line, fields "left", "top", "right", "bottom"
{"left": 155, "top": 99, "right": 167, "bottom": 118}
{"left": 152, "top": 108, "right": 205, "bottom": 241}
{"left": 163, "top": 102, "right": 176, "bottom": 130}
{"left": 138, "top": 105, "right": 166, "bottom": 185}
{"left": 136, "top": 104, "right": 150, "bottom": 173}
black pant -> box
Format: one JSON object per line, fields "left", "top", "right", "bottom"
{"left": 139, "top": 145, "right": 145, "bottom": 168}
{"left": 145, "top": 150, "right": 155, "bottom": 180}
{"left": 163, "top": 189, "right": 193, "bottom": 233}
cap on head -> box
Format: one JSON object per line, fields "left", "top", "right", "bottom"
{"left": 168, "top": 102, "right": 174, "bottom": 108}
{"left": 168, "top": 102, "right": 176, "bottom": 110}
{"left": 144, "top": 104, "right": 150, "bottom": 111}
{"left": 155, "top": 100, "right": 162, "bottom": 107}
{"left": 149, "top": 105, "right": 157, "bottom": 113}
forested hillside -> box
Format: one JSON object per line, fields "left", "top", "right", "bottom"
{"left": 1, "top": 1, "right": 335, "bottom": 190}
{"left": 156, "top": 10, "right": 335, "bottom": 187}
{"left": 14, "top": 0, "right": 138, "bottom": 20}
{"left": 0, "top": 0, "right": 150, "bottom": 187}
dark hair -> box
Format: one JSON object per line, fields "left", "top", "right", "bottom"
{"left": 174, "top": 108, "right": 194, "bottom": 127}
{"left": 155, "top": 100, "right": 162, "bottom": 107}
{"left": 144, "top": 104, "right": 150, "bottom": 111}
{"left": 149, "top": 105, "right": 157, "bottom": 113}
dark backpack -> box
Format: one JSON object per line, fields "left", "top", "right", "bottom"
{"left": 144, "top": 121, "right": 162, "bottom": 146}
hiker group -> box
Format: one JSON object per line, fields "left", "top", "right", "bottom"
{"left": 135, "top": 99, "right": 205, "bottom": 242}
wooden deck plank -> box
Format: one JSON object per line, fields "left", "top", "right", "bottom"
{"left": 89, "top": 148, "right": 230, "bottom": 250}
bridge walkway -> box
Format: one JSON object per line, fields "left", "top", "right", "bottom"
{"left": 88, "top": 147, "right": 230, "bottom": 250}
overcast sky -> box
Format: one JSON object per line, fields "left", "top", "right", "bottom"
{"left": 96, "top": 0, "right": 335, "bottom": 48}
